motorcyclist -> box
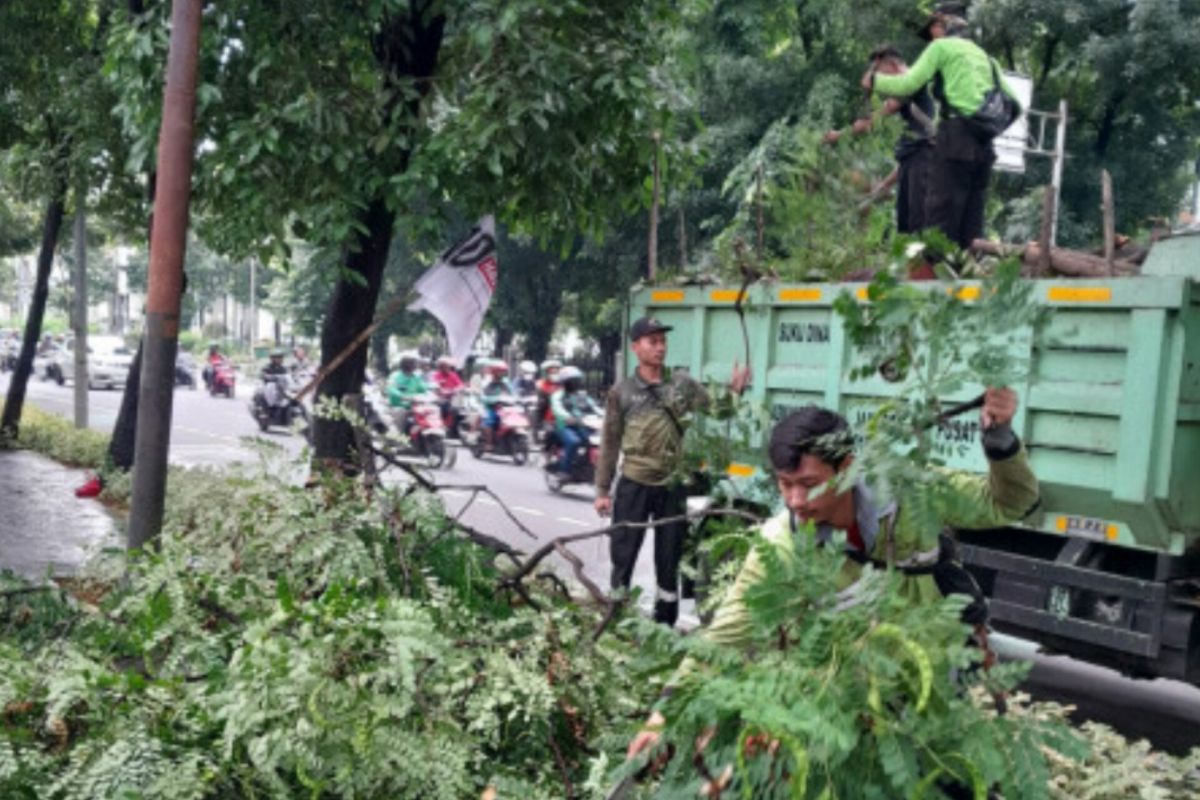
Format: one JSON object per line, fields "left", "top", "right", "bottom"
{"left": 203, "top": 342, "right": 224, "bottom": 390}
{"left": 36, "top": 333, "right": 55, "bottom": 356}
{"left": 549, "top": 365, "right": 599, "bottom": 477}
{"left": 291, "top": 345, "right": 310, "bottom": 373}
{"left": 387, "top": 354, "right": 428, "bottom": 432}
{"left": 515, "top": 360, "right": 538, "bottom": 396}
{"left": 535, "top": 359, "right": 562, "bottom": 437}
{"left": 481, "top": 360, "right": 515, "bottom": 448}
{"left": 260, "top": 349, "right": 290, "bottom": 408}
{"left": 430, "top": 355, "right": 464, "bottom": 395}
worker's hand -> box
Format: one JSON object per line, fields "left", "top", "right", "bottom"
{"left": 627, "top": 710, "right": 665, "bottom": 759}
{"left": 730, "top": 363, "right": 752, "bottom": 395}
{"left": 851, "top": 118, "right": 871, "bottom": 135}
{"left": 822, "top": 129, "right": 842, "bottom": 145}
{"left": 981, "top": 387, "right": 1018, "bottom": 430}
{"left": 860, "top": 69, "right": 875, "bottom": 91}
{"left": 595, "top": 494, "right": 612, "bottom": 518}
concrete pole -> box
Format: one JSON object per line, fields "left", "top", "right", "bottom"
{"left": 248, "top": 259, "right": 257, "bottom": 348}
{"left": 1049, "top": 99, "right": 1068, "bottom": 248}
{"left": 72, "top": 192, "right": 88, "bottom": 429}
{"left": 647, "top": 131, "right": 661, "bottom": 282}
{"left": 127, "top": 0, "right": 202, "bottom": 550}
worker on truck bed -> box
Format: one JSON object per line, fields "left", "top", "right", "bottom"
{"left": 594, "top": 316, "right": 751, "bottom": 627}
{"left": 826, "top": 45, "right": 935, "bottom": 238}
{"left": 864, "top": 2, "right": 1020, "bottom": 253}
{"left": 626, "top": 387, "right": 1040, "bottom": 756}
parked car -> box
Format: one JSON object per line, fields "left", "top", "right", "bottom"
{"left": 58, "top": 336, "right": 135, "bottom": 390}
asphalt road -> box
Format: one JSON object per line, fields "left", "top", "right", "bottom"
{"left": 0, "top": 370, "right": 692, "bottom": 623}
{"left": 3, "top": 371, "right": 1198, "bottom": 753}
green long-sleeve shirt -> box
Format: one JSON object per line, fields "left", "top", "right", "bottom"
{"left": 550, "top": 388, "right": 599, "bottom": 431}
{"left": 872, "top": 36, "right": 1017, "bottom": 118}
{"left": 691, "top": 442, "right": 1039, "bottom": 660}
{"left": 386, "top": 370, "right": 427, "bottom": 408}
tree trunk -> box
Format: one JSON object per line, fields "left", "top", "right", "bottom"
{"left": 311, "top": 197, "right": 395, "bottom": 469}
{"left": 107, "top": 167, "right": 156, "bottom": 471}
{"left": 970, "top": 239, "right": 1138, "bottom": 277}
{"left": 598, "top": 331, "right": 621, "bottom": 388}
{"left": 523, "top": 281, "right": 562, "bottom": 364}
{"left": 493, "top": 326, "right": 513, "bottom": 359}
{"left": 308, "top": 3, "right": 445, "bottom": 473}
{"left": 108, "top": 341, "right": 141, "bottom": 470}
{"left": 1, "top": 180, "right": 68, "bottom": 439}
{"left": 370, "top": 327, "right": 390, "bottom": 377}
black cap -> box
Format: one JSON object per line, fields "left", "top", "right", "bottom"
{"left": 629, "top": 316, "right": 673, "bottom": 341}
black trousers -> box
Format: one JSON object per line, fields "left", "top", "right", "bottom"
{"left": 609, "top": 476, "right": 687, "bottom": 626}
{"left": 896, "top": 146, "right": 933, "bottom": 234}
{"left": 926, "top": 118, "right": 995, "bottom": 251}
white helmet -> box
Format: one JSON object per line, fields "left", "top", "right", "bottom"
{"left": 436, "top": 355, "right": 457, "bottom": 368}
{"left": 558, "top": 365, "right": 583, "bottom": 383}
{"left": 540, "top": 359, "right": 561, "bottom": 372}
{"left": 519, "top": 360, "right": 537, "bottom": 377}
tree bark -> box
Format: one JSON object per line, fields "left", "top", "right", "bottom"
{"left": 370, "top": 328, "right": 390, "bottom": 377}
{"left": 970, "top": 239, "right": 1138, "bottom": 277}
{"left": 311, "top": 197, "right": 396, "bottom": 469}
{"left": 108, "top": 342, "right": 141, "bottom": 469}
{"left": 107, "top": 169, "right": 156, "bottom": 471}
{"left": 492, "top": 326, "right": 513, "bottom": 359}
{"left": 310, "top": 2, "right": 445, "bottom": 473}
{"left": 1, "top": 179, "right": 68, "bottom": 439}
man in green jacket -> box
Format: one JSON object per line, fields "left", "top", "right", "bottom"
{"left": 595, "top": 316, "right": 751, "bottom": 626}
{"left": 386, "top": 354, "right": 428, "bottom": 433}
{"left": 864, "top": 3, "right": 1020, "bottom": 252}
{"left": 626, "top": 387, "right": 1039, "bottom": 756}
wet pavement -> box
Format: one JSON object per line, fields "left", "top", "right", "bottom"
{"left": 0, "top": 449, "right": 121, "bottom": 580}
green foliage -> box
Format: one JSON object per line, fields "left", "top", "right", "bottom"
{"left": 716, "top": 120, "right": 898, "bottom": 280}
{"left": 620, "top": 536, "right": 1086, "bottom": 799}
{"left": 832, "top": 248, "right": 1048, "bottom": 533}
{"left": 0, "top": 403, "right": 108, "bottom": 470}
{"left": 972, "top": 0, "right": 1200, "bottom": 245}
{"left": 0, "top": 455, "right": 649, "bottom": 799}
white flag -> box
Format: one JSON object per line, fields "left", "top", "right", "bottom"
{"left": 407, "top": 216, "right": 498, "bottom": 361}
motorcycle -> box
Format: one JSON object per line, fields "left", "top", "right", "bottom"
{"left": 364, "top": 386, "right": 456, "bottom": 470}
{"left": 207, "top": 360, "right": 236, "bottom": 398}
{"left": 250, "top": 372, "right": 309, "bottom": 435}
{"left": 464, "top": 394, "right": 532, "bottom": 465}
{"left": 542, "top": 413, "right": 603, "bottom": 493}
{"left": 175, "top": 353, "right": 198, "bottom": 390}
{"left": 517, "top": 392, "right": 543, "bottom": 443}
{"left": 437, "top": 387, "right": 471, "bottom": 441}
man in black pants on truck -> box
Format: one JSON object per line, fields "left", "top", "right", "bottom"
{"left": 594, "top": 317, "right": 750, "bottom": 626}
{"left": 826, "top": 45, "right": 936, "bottom": 237}
{"left": 864, "top": 2, "right": 1020, "bottom": 252}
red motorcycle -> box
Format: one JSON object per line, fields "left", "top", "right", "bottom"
{"left": 388, "top": 393, "right": 455, "bottom": 470}
{"left": 207, "top": 360, "right": 236, "bottom": 398}
{"left": 466, "top": 394, "right": 531, "bottom": 465}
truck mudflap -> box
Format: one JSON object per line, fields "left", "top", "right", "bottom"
{"left": 959, "top": 531, "right": 1200, "bottom": 685}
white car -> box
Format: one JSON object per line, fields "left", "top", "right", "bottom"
{"left": 58, "top": 336, "right": 135, "bottom": 390}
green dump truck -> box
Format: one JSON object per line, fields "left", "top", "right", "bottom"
{"left": 628, "top": 232, "right": 1200, "bottom": 684}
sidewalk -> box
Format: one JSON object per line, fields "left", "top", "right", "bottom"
{"left": 0, "top": 449, "right": 121, "bottom": 581}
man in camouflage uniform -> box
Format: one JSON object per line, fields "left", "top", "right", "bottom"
{"left": 595, "top": 317, "right": 750, "bottom": 626}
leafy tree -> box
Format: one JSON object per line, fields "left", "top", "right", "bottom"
{"left": 0, "top": 0, "right": 115, "bottom": 438}
{"left": 973, "top": 0, "right": 1200, "bottom": 244}
{"left": 104, "top": 0, "right": 682, "bottom": 470}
